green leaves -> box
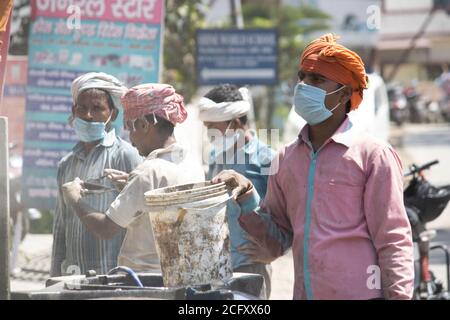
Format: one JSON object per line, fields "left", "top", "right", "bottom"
{"left": 162, "top": 0, "right": 330, "bottom": 126}
{"left": 242, "top": 4, "right": 330, "bottom": 83}
{"left": 163, "top": 0, "right": 207, "bottom": 103}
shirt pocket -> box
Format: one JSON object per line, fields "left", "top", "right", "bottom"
{"left": 316, "top": 181, "right": 364, "bottom": 230}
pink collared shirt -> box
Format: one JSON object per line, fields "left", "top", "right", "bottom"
{"left": 239, "top": 117, "right": 414, "bottom": 299}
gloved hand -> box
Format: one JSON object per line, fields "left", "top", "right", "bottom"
{"left": 62, "top": 177, "right": 85, "bottom": 206}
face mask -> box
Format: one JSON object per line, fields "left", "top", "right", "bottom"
{"left": 294, "top": 83, "right": 344, "bottom": 125}
{"left": 73, "top": 112, "right": 112, "bottom": 142}
{"left": 208, "top": 122, "right": 240, "bottom": 156}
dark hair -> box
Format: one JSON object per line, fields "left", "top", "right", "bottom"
{"left": 335, "top": 84, "right": 352, "bottom": 113}
{"left": 346, "top": 101, "right": 351, "bottom": 113}
{"left": 238, "top": 115, "right": 248, "bottom": 125}
{"left": 205, "top": 84, "right": 248, "bottom": 125}
{"left": 204, "top": 84, "right": 243, "bottom": 103}
{"left": 144, "top": 114, "right": 174, "bottom": 136}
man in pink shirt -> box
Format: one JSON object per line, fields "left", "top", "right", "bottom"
{"left": 213, "top": 33, "right": 414, "bottom": 300}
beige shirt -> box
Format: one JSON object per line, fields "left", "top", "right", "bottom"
{"left": 106, "top": 143, "right": 205, "bottom": 272}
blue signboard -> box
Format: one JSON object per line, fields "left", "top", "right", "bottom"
{"left": 196, "top": 29, "right": 278, "bottom": 85}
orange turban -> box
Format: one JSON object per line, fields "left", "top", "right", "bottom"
{"left": 0, "top": 0, "right": 13, "bottom": 32}
{"left": 299, "top": 33, "right": 368, "bottom": 110}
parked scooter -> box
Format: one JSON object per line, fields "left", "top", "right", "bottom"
{"left": 404, "top": 160, "right": 450, "bottom": 299}
{"left": 437, "top": 72, "right": 450, "bottom": 122}
{"left": 387, "top": 85, "right": 408, "bottom": 126}
{"left": 440, "top": 97, "right": 450, "bottom": 122}
{"left": 404, "top": 86, "right": 428, "bottom": 123}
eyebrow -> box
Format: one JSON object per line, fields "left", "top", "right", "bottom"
{"left": 298, "top": 71, "right": 325, "bottom": 80}
{"left": 309, "top": 73, "right": 325, "bottom": 80}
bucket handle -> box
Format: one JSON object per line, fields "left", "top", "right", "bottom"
{"left": 179, "top": 195, "right": 233, "bottom": 212}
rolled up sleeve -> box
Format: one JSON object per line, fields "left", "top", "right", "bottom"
{"left": 106, "top": 171, "right": 154, "bottom": 228}
{"left": 238, "top": 153, "right": 293, "bottom": 258}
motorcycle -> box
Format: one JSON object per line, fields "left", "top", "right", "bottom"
{"left": 404, "top": 87, "right": 429, "bottom": 124}
{"left": 388, "top": 86, "right": 408, "bottom": 126}
{"left": 404, "top": 160, "right": 450, "bottom": 299}
{"left": 440, "top": 97, "right": 450, "bottom": 122}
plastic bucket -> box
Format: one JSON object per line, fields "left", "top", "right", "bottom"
{"left": 144, "top": 181, "right": 233, "bottom": 287}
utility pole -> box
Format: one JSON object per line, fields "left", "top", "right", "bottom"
{"left": 385, "top": 0, "right": 450, "bottom": 83}
{"left": 230, "top": 0, "right": 244, "bottom": 29}
{"left": 229, "top": 0, "right": 259, "bottom": 130}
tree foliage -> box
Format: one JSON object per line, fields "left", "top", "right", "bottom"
{"left": 163, "top": 0, "right": 208, "bottom": 103}
{"left": 242, "top": 3, "right": 330, "bottom": 83}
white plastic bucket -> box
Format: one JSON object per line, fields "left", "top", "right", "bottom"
{"left": 144, "top": 181, "right": 233, "bottom": 287}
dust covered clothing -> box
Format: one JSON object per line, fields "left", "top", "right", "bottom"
{"left": 106, "top": 143, "right": 205, "bottom": 272}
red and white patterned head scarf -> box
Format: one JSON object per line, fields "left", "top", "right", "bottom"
{"left": 121, "top": 83, "right": 187, "bottom": 125}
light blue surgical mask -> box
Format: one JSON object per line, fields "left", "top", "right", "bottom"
{"left": 294, "top": 83, "right": 344, "bottom": 125}
{"left": 73, "top": 113, "right": 112, "bottom": 142}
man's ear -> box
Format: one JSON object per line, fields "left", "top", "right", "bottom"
{"left": 111, "top": 108, "right": 118, "bottom": 122}
{"left": 142, "top": 117, "right": 152, "bottom": 133}
{"left": 341, "top": 86, "right": 353, "bottom": 105}
{"left": 69, "top": 105, "right": 76, "bottom": 125}
{"left": 231, "top": 118, "right": 242, "bottom": 130}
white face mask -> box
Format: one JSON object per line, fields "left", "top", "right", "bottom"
{"left": 72, "top": 111, "right": 113, "bottom": 142}
{"left": 294, "top": 83, "right": 345, "bottom": 125}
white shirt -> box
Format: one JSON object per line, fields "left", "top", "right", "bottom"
{"left": 106, "top": 142, "right": 205, "bottom": 272}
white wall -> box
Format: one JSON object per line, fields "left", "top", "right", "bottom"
{"left": 283, "top": 0, "right": 380, "bottom": 47}
{"left": 384, "top": 0, "right": 432, "bottom": 11}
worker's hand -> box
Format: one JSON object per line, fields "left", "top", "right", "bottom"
{"left": 238, "top": 234, "right": 277, "bottom": 264}
{"left": 104, "top": 168, "right": 129, "bottom": 191}
{"left": 62, "top": 177, "right": 85, "bottom": 206}
{"left": 211, "top": 170, "right": 253, "bottom": 200}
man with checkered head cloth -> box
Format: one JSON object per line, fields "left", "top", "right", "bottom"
{"left": 61, "top": 83, "right": 204, "bottom": 272}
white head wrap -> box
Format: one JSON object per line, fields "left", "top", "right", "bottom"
{"left": 198, "top": 87, "right": 251, "bottom": 122}
{"left": 71, "top": 72, "right": 127, "bottom": 109}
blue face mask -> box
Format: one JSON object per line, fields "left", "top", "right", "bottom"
{"left": 73, "top": 113, "right": 112, "bottom": 142}
{"left": 294, "top": 83, "right": 344, "bottom": 125}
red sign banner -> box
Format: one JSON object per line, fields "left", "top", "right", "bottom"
{"left": 32, "top": 0, "right": 163, "bottom": 24}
